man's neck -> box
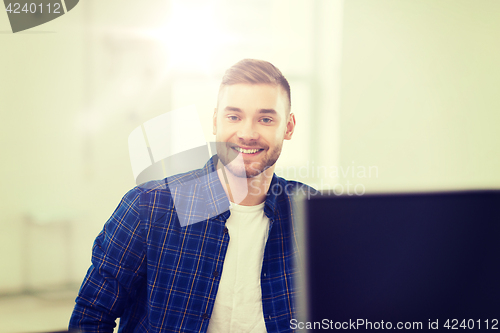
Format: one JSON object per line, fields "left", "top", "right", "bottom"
{"left": 216, "top": 161, "right": 274, "bottom": 206}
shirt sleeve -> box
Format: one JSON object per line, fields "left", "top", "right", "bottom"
{"left": 69, "top": 187, "right": 147, "bottom": 333}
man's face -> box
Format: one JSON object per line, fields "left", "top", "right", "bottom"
{"left": 213, "top": 83, "right": 295, "bottom": 178}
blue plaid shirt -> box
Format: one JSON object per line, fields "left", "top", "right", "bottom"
{"left": 69, "top": 156, "right": 311, "bottom": 333}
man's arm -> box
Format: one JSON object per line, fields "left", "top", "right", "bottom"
{"left": 69, "top": 188, "right": 147, "bottom": 333}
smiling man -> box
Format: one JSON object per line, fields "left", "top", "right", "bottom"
{"left": 216, "top": 83, "right": 291, "bottom": 179}
{"left": 69, "top": 59, "right": 313, "bottom": 333}
{"left": 214, "top": 61, "right": 296, "bottom": 207}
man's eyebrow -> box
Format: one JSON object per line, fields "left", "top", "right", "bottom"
{"left": 259, "top": 109, "right": 277, "bottom": 115}
{"left": 223, "top": 107, "right": 278, "bottom": 115}
{"left": 223, "top": 106, "right": 242, "bottom": 112}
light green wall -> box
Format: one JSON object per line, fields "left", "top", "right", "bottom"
{"left": 0, "top": 7, "right": 88, "bottom": 292}
{"left": 339, "top": 0, "right": 500, "bottom": 192}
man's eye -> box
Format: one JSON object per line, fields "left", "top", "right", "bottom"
{"left": 227, "top": 115, "right": 239, "bottom": 121}
{"left": 261, "top": 118, "right": 273, "bottom": 124}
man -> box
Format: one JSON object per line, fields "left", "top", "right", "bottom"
{"left": 69, "top": 59, "right": 312, "bottom": 333}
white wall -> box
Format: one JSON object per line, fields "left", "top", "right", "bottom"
{"left": 339, "top": 0, "right": 500, "bottom": 192}
{"left": 0, "top": 6, "right": 87, "bottom": 292}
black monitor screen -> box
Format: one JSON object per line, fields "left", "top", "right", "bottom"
{"left": 304, "top": 191, "right": 500, "bottom": 331}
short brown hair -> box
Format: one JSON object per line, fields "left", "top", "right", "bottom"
{"left": 218, "top": 59, "right": 291, "bottom": 112}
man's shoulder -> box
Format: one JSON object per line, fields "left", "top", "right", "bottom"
{"left": 117, "top": 166, "right": 212, "bottom": 223}
{"left": 166, "top": 166, "right": 211, "bottom": 187}
{"left": 134, "top": 163, "right": 212, "bottom": 195}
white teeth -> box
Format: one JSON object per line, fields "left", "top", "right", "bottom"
{"left": 234, "top": 147, "right": 260, "bottom": 154}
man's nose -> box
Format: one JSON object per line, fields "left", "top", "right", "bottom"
{"left": 237, "top": 120, "right": 259, "bottom": 141}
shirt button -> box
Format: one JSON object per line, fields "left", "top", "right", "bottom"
{"left": 202, "top": 313, "right": 210, "bottom": 320}
{"left": 213, "top": 271, "right": 219, "bottom": 278}
{"left": 263, "top": 273, "right": 267, "bottom": 277}
{"left": 223, "top": 227, "right": 229, "bottom": 234}
{"left": 268, "top": 315, "right": 272, "bottom": 321}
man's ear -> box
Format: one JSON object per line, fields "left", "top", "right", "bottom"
{"left": 284, "top": 113, "right": 296, "bottom": 140}
{"left": 213, "top": 108, "right": 217, "bottom": 135}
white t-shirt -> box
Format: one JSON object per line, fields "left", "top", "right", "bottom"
{"left": 207, "top": 202, "right": 270, "bottom": 333}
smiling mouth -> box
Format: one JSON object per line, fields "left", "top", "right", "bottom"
{"left": 232, "top": 146, "right": 264, "bottom": 154}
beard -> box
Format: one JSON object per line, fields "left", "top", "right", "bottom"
{"left": 216, "top": 141, "right": 282, "bottom": 178}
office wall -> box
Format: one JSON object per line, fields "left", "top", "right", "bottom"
{"left": 0, "top": 6, "right": 87, "bottom": 292}
{"left": 339, "top": 0, "right": 500, "bottom": 192}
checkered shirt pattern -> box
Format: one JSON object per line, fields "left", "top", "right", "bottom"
{"left": 69, "top": 156, "right": 309, "bottom": 333}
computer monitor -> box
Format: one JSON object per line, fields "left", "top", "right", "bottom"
{"left": 297, "top": 190, "right": 500, "bottom": 331}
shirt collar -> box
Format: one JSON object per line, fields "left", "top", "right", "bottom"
{"left": 201, "top": 155, "right": 281, "bottom": 221}
{"left": 202, "top": 155, "right": 231, "bottom": 221}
